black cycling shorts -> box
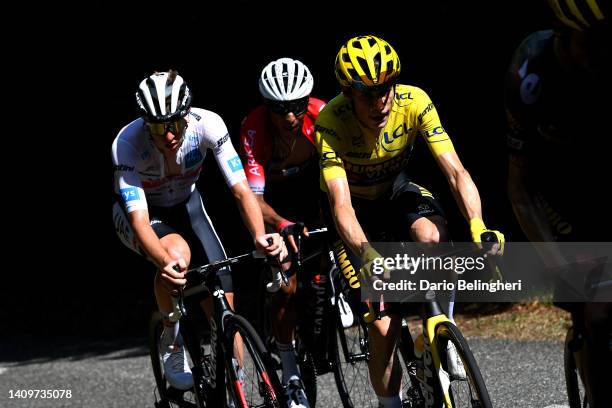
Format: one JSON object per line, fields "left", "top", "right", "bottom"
{"left": 321, "top": 171, "right": 446, "bottom": 318}
{"left": 113, "top": 188, "right": 233, "bottom": 293}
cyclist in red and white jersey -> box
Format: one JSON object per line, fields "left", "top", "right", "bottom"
{"left": 239, "top": 58, "right": 325, "bottom": 408}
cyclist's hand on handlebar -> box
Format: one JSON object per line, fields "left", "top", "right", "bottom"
{"left": 256, "top": 233, "right": 288, "bottom": 260}
{"left": 470, "top": 218, "right": 505, "bottom": 255}
{"left": 360, "top": 246, "right": 393, "bottom": 284}
{"left": 160, "top": 258, "right": 187, "bottom": 295}
{"left": 279, "top": 220, "right": 309, "bottom": 253}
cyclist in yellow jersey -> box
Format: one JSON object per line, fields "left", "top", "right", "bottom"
{"left": 315, "top": 35, "right": 504, "bottom": 408}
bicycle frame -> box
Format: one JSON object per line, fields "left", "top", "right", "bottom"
{"left": 162, "top": 250, "right": 269, "bottom": 407}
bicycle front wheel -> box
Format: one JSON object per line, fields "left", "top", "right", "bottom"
{"left": 331, "top": 309, "right": 378, "bottom": 407}
{"left": 434, "top": 321, "right": 492, "bottom": 408}
{"left": 226, "top": 314, "right": 284, "bottom": 408}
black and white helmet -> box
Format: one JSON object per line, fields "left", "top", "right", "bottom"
{"left": 135, "top": 70, "right": 192, "bottom": 123}
{"left": 258, "top": 58, "right": 313, "bottom": 101}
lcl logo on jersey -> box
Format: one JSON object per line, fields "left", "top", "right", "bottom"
{"left": 423, "top": 126, "right": 446, "bottom": 138}
{"left": 381, "top": 123, "right": 413, "bottom": 152}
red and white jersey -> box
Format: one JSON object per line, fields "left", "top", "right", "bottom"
{"left": 239, "top": 97, "right": 325, "bottom": 194}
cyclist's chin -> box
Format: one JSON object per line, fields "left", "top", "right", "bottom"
{"left": 369, "top": 115, "right": 389, "bottom": 129}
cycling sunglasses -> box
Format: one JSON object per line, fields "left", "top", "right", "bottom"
{"left": 266, "top": 97, "right": 309, "bottom": 116}
{"left": 147, "top": 118, "right": 187, "bottom": 138}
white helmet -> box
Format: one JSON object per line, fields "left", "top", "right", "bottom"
{"left": 136, "top": 70, "right": 192, "bottom": 123}
{"left": 259, "top": 58, "right": 313, "bottom": 101}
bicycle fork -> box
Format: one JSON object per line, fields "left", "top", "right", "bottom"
{"left": 406, "top": 301, "right": 455, "bottom": 408}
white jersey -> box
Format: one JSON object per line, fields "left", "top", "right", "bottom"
{"left": 112, "top": 108, "right": 246, "bottom": 212}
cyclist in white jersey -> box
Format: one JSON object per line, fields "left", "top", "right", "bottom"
{"left": 112, "top": 70, "right": 287, "bottom": 390}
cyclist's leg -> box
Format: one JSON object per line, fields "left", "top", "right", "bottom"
{"left": 321, "top": 193, "right": 405, "bottom": 406}
{"left": 367, "top": 314, "right": 403, "bottom": 397}
{"left": 114, "top": 199, "right": 196, "bottom": 390}
{"left": 112, "top": 200, "right": 192, "bottom": 319}
{"left": 390, "top": 179, "right": 452, "bottom": 317}
{"left": 184, "top": 188, "right": 243, "bottom": 363}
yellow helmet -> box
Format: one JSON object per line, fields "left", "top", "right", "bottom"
{"left": 335, "top": 35, "right": 401, "bottom": 90}
{"left": 547, "top": 0, "right": 608, "bottom": 30}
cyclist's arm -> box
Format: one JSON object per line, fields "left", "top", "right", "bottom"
{"left": 325, "top": 177, "right": 370, "bottom": 258}
{"left": 231, "top": 180, "right": 266, "bottom": 241}
{"left": 255, "top": 195, "right": 293, "bottom": 231}
{"left": 434, "top": 150, "right": 483, "bottom": 222}
{"left": 128, "top": 209, "right": 173, "bottom": 269}
{"left": 508, "top": 154, "right": 568, "bottom": 268}
{"left": 238, "top": 114, "right": 292, "bottom": 230}
{"left": 508, "top": 155, "right": 555, "bottom": 241}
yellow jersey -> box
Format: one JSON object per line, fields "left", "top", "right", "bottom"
{"left": 315, "top": 85, "right": 455, "bottom": 200}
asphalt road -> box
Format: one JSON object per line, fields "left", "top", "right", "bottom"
{"left": 0, "top": 336, "right": 571, "bottom": 408}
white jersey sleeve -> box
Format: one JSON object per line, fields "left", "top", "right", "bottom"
{"left": 195, "top": 109, "right": 247, "bottom": 188}
{"left": 112, "top": 125, "right": 148, "bottom": 212}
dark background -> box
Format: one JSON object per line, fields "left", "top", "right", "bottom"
{"left": 10, "top": 0, "right": 553, "bottom": 338}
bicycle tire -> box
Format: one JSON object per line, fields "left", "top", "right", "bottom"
{"left": 298, "top": 344, "right": 317, "bottom": 407}
{"left": 564, "top": 327, "right": 589, "bottom": 408}
{"left": 257, "top": 270, "right": 318, "bottom": 406}
{"left": 433, "top": 321, "right": 492, "bottom": 408}
{"left": 225, "top": 314, "right": 284, "bottom": 408}
{"left": 331, "top": 303, "right": 379, "bottom": 408}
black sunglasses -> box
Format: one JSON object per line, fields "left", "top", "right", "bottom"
{"left": 266, "top": 97, "right": 309, "bottom": 116}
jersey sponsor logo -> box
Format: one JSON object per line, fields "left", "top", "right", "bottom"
{"left": 141, "top": 165, "right": 202, "bottom": 188}
{"left": 395, "top": 91, "right": 413, "bottom": 100}
{"left": 417, "top": 103, "right": 434, "bottom": 123}
{"left": 345, "top": 151, "right": 371, "bottom": 159}
{"left": 241, "top": 131, "right": 262, "bottom": 176}
{"left": 227, "top": 156, "right": 243, "bottom": 172}
{"left": 518, "top": 60, "right": 541, "bottom": 105}
{"left": 417, "top": 203, "right": 434, "bottom": 215}
{"left": 422, "top": 126, "right": 446, "bottom": 138}
{"left": 382, "top": 123, "right": 413, "bottom": 152}
{"left": 113, "top": 164, "right": 134, "bottom": 172}
{"left": 189, "top": 111, "right": 202, "bottom": 121}
{"left": 215, "top": 133, "right": 230, "bottom": 148}
{"left": 315, "top": 124, "right": 340, "bottom": 139}
{"left": 120, "top": 187, "right": 140, "bottom": 203}
{"left": 344, "top": 152, "right": 411, "bottom": 185}
{"left": 185, "top": 148, "right": 203, "bottom": 168}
